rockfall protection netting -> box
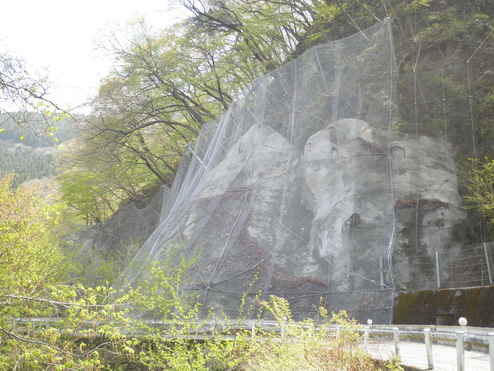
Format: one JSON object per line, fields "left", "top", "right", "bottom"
{"left": 121, "top": 18, "right": 493, "bottom": 323}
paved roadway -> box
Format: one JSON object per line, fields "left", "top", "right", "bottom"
{"left": 366, "top": 341, "right": 490, "bottom": 370}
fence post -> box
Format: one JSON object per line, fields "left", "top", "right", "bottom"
{"left": 424, "top": 328, "right": 433, "bottom": 370}
{"left": 435, "top": 250, "right": 441, "bottom": 289}
{"left": 456, "top": 330, "right": 465, "bottom": 371}
{"left": 364, "top": 327, "right": 369, "bottom": 349}
{"left": 483, "top": 242, "right": 493, "bottom": 285}
{"left": 393, "top": 327, "right": 400, "bottom": 357}
{"left": 489, "top": 332, "right": 494, "bottom": 371}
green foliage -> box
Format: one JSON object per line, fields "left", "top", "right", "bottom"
{"left": 241, "top": 297, "right": 384, "bottom": 370}
{"left": 67, "top": 239, "right": 143, "bottom": 288}
{"left": 0, "top": 113, "right": 79, "bottom": 187}
{"left": 59, "top": 169, "right": 119, "bottom": 224}
{"left": 466, "top": 157, "right": 494, "bottom": 223}
{"left": 0, "top": 112, "right": 79, "bottom": 147}
{"left": 406, "top": 0, "right": 431, "bottom": 11}
{"left": 0, "top": 144, "right": 56, "bottom": 187}
{"left": 0, "top": 260, "right": 242, "bottom": 370}
{"left": 0, "top": 257, "right": 400, "bottom": 370}
{"left": 59, "top": 0, "right": 345, "bottom": 223}
{"left": 0, "top": 175, "right": 65, "bottom": 298}
{"left": 384, "top": 356, "right": 405, "bottom": 371}
{"left": 0, "top": 173, "right": 68, "bottom": 352}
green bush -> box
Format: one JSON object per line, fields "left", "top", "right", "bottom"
{"left": 0, "top": 262, "right": 403, "bottom": 370}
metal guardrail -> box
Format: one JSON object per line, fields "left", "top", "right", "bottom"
{"left": 12, "top": 317, "right": 494, "bottom": 370}
{"left": 361, "top": 323, "right": 494, "bottom": 371}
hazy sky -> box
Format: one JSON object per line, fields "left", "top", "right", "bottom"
{"left": 0, "top": 1, "right": 186, "bottom": 112}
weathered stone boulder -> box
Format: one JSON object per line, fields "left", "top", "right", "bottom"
{"left": 302, "top": 118, "right": 466, "bottom": 300}
{"left": 390, "top": 136, "right": 466, "bottom": 290}
{"left": 303, "top": 119, "right": 394, "bottom": 293}
{"left": 301, "top": 119, "right": 395, "bottom": 321}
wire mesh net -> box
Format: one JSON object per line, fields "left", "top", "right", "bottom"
{"left": 120, "top": 18, "right": 491, "bottom": 323}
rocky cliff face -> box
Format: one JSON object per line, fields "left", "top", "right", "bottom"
{"left": 170, "top": 118, "right": 465, "bottom": 320}
{"left": 122, "top": 21, "right": 473, "bottom": 321}
{"left": 390, "top": 135, "right": 466, "bottom": 290}
{"left": 303, "top": 119, "right": 393, "bottom": 294}
{"left": 71, "top": 188, "right": 166, "bottom": 281}
{"left": 178, "top": 124, "right": 309, "bottom": 314}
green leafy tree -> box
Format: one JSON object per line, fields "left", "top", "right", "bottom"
{"left": 466, "top": 158, "right": 494, "bottom": 223}
{"left": 0, "top": 175, "right": 65, "bottom": 297}
{"left": 61, "top": 1, "right": 342, "bottom": 223}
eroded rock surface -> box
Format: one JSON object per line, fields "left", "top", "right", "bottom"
{"left": 71, "top": 187, "right": 166, "bottom": 281}
{"left": 390, "top": 136, "right": 466, "bottom": 290}
{"left": 158, "top": 119, "right": 466, "bottom": 320}
{"left": 302, "top": 119, "right": 465, "bottom": 297}
{"left": 303, "top": 119, "right": 394, "bottom": 293}
{"left": 181, "top": 124, "right": 310, "bottom": 314}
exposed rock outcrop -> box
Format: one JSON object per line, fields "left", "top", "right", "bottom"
{"left": 167, "top": 118, "right": 466, "bottom": 320}
{"left": 303, "top": 119, "right": 466, "bottom": 292}
{"left": 390, "top": 135, "right": 466, "bottom": 290}
{"left": 180, "top": 124, "right": 310, "bottom": 314}
{"left": 300, "top": 119, "right": 465, "bottom": 319}
{"left": 303, "top": 119, "right": 393, "bottom": 293}
{"left": 71, "top": 188, "right": 166, "bottom": 281}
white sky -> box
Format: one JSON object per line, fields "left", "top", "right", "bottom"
{"left": 0, "top": 0, "right": 186, "bottom": 112}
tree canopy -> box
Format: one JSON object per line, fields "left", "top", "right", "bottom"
{"left": 59, "top": 0, "right": 343, "bottom": 222}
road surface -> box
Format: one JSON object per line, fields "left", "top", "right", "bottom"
{"left": 367, "top": 340, "right": 490, "bottom": 370}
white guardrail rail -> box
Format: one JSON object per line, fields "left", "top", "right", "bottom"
{"left": 360, "top": 322, "right": 494, "bottom": 371}
{"left": 13, "top": 317, "right": 494, "bottom": 370}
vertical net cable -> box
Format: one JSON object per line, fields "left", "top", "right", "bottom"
{"left": 384, "top": 18, "right": 397, "bottom": 319}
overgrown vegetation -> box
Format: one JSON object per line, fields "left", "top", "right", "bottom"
{"left": 57, "top": 0, "right": 343, "bottom": 224}
{"left": 467, "top": 157, "right": 494, "bottom": 225}
{"left": 0, "top": 175, "right": 65, "bottom": 298}
{"left": 0, "top": 176, "right": 396, "bottom": 369}
{"left": 0, "top": 260, "right": 402, "bottom": 370}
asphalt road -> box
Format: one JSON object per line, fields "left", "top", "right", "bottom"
{"left": 366, "top": 340, "right": 490, "bottom": 370}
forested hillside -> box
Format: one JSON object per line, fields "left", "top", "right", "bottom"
{"left": 0, "top": 113, "right": 80, "bottom": 186}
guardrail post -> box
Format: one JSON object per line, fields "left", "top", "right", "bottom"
{"left": 435, "top": 250, "right": 441, "bottom": 289}
{"left": 251, "top": 321, "right": 256, "bottom": 339}
{"left": 424, "top": 328, "right": 433, "bottom": 370}
{"left": 483, "top": 242, "right": 493, "bottom": 285}
{"left": 456, "top": 330, "right": 465, "bottom": 371}
{"left": 393, "top": 327, "right": 400, "bottom": 357}
{"left": 281, "top": 318, "right": 287, "bottom": 343}
{"left": 364, "top": 327, "right": 369, "bottom": 349}
{"left": 489, "top": 332, "right": 494, "bottom": 371}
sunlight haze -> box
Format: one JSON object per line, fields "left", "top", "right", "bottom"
{"left": 0, "top": 0, "right": 185, "bottom": 112}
